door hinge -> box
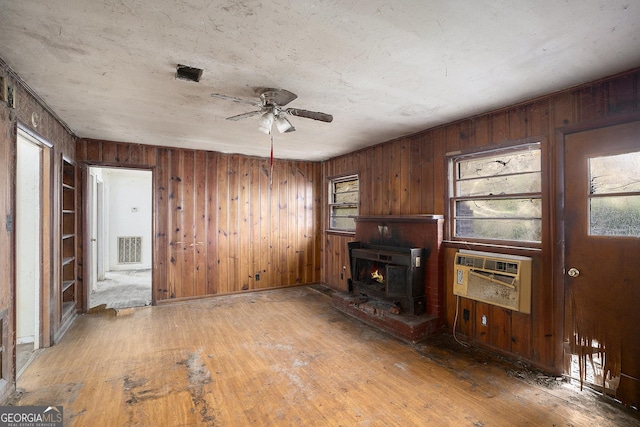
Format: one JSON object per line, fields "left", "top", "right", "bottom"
{"left": 6, "top": 214, "right": 12, "bottom": 232}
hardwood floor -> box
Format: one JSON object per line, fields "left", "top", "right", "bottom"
{"left": 12, "top": 286, "right": 640, "bottom": 426}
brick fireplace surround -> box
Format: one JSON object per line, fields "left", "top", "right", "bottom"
{"left": 331, "top": 215, "right": 444, "bottom": 342}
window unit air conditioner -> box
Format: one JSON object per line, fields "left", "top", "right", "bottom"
{"left": 453, "top": 250, "right": 532, "bottom": 313}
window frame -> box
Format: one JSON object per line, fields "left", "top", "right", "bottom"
{"left": 447, "top": 141, "right": 542, "bottom": 247}
{"left": 587, "top": 150, "right": 640, "bottom": 238}
{"left": 328, "top": 174, "right": 359, "bottom": 233}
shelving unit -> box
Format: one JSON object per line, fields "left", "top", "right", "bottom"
{"left": 60, "top": 157, "right": 77, "bottom": 322}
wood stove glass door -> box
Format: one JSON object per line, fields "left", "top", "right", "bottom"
{"left": 386, "top": 265, "right": 408, "bottom": 297}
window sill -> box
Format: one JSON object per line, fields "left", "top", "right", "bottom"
{"left": 443, "top": 240, "right": 542, "bottom": 255}
{"left": 325, "top": 229, "right": 356, "bottom": 237}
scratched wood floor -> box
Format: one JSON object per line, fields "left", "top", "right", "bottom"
{"left": 13, "top": 286, "right": 640, "bottom": 426}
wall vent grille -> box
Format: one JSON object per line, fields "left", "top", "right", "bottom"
{"left": 118, "top": 236, "right": 142, "bottom": 264}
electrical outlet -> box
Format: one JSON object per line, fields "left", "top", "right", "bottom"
{"left": 340, "top": 272, "right": 344, "bottom": 280}
{"left": 255, "top": 273, "right": 260, "bottom": 281}
{"left": 481, "top": 314, "right": 488, "bottom": 326}
{"left": 463, "top": 309, "right": 469, "bottom": 321}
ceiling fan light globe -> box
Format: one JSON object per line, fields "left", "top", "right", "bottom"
{"left": 258, "top": 112, "right": 274, "bottom": 134}
{"left": 276, "top": 116, "right": 294, "bottom": 133}
{"left": 258, "top": 124, "right": 271, "bottom": 134}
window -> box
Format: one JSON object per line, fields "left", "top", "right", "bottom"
{"left": 329, "top": 175, "right": 359, "bottom": 232}
{"left": 588, "top": 150, "right": 640, "bottom": 237}
{"left": 450, "top": 144, "right": 541, "bottom": 243}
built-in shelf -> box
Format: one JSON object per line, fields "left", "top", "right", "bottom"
{"left": 61, "top": 301, "right": 76, "bottom": 320}
{"left": 60, "top": 157, "right": 78, "bottom": 330}
{"left": 62, "top": 279, "right": 75, "bottom": 292}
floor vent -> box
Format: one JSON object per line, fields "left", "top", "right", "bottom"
{"left": 118, "top": 236, "right": 142, "bottom": 264}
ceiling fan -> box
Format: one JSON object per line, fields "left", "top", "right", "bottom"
{"left": 211, "top": 88, "right": 333, "bottom": 134}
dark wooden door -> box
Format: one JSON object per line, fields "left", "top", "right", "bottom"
{"left": 564, "top": 120, "right": 640, "bottom": 408}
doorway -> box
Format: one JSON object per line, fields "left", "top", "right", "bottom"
{"left": 562, "top": 119, "right": 640, "bottom": 408}
{"left": 87, "top": 167, "right": 152, "bottom": 310}
{"left": 16, "top": 128, "right": 51, "bottom": 377}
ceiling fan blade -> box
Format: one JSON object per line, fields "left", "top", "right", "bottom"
{"left": 211, "top": 92, "right": 261, "bottom": 107}
{"left": 261, "top": 88, "right": 298, "bottom": 106}
{"left": 285, "top": 108, "right": 333, "bottom": 123}
{"left": 226, "top": 110, "right": 263, "bottom": 121}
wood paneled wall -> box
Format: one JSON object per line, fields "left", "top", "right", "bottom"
{"left": 76, "top": 140, "right": 322, "bottom": 303}
{"left": 322, "top": 132, "right": 439, "bottom": 291}
{"left": 0, "top": 62, "right": 76, "bottom": 402}
{"left": 321, "top": 68, "right": 640, "bottom": 373}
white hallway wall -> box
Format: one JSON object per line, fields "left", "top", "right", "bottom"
{"left": 16, "top": 134, "right": 41, "bottom": 345}
{"left": 104, "top": 168, "right": 152, "bottom": 271}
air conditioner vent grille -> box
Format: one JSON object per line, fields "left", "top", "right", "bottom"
{"left": 118, "top": 236, "right": 142, "bottom": 264}
{"left": 485, "top": 259, "right": 519, "bottom": 274}
{"left": 456, "top": 255, "right": 484, "bottom": 268}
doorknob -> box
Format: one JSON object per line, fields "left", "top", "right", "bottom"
{"left": 567, "top": 267, "right": 580, "bottom": 277}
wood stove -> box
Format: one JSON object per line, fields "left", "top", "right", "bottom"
{"left": 348, "top": 241, "right": 426, "bottom": 315}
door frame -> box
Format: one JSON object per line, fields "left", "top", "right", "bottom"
{"left": 15, "top": 124, "right": 54, "bottom": 350}
{"left": 81, "top": 164, "right": 156, "bottom": 311}
{"left": 553, "top": 111, "right": 640, "bottom": 375}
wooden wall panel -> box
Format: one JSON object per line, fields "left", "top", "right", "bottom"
{"left": 154, "top": 149, "right": 169, "bottom": 301}
{"left": 409, "top": 139, "right": 422, "bottom": 214}
{"left": 607, "top": 73, "right": 637, "bottom": 114}
{"left": 491, "top": 111, "right": 509, "bottom": 143}
{"left": 248, "top": 157, "right": 260, "bottom": 288}
{"left": 193, "top": 150, "right": 207, "bottom": 296}
{"left": 431, "top": 129, "right": 446, "bottom": 214}
{"left": 258, "top": 159, "right": 271, "bottom": 289}
{"left": 321, "top": 68, "right": 640, "bottom": 374}
{"left": 217, "top": 153, "right": 231, "bottom": 294}
{"left": 399, "top": 139, "right": 411, "bottom": 213}
{"left": 472, "top": 115, "right": 490, "bottom": 147}
{"left": 228, "top": 154, "right": 240, "bottom": 292}
{"left": 578, "top": 85, "right": 607, "bottom": 122}
{"left": 76, "top": 139, "right": 322, "bottom": 302}
{"left": 276, "top": 161, "right": 288, "bottom": 285}
{"left": 205, "top": 152, "right": 219, "bottom": 294}
{"left": 418, "top": 132, "right": 434, "bottom": 214}
{"left": 169, "top": 150, "right": 184, "bottom": 298}
{"left": 371, "top": 145, "right": 383, "bottom": 215}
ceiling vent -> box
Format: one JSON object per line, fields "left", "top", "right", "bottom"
{"left": 175, "top": 64, "right": 203, "bottom": 82}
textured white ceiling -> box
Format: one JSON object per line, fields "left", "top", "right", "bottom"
{"left": 1, "top": 1, "right": 639, "bottom": 160}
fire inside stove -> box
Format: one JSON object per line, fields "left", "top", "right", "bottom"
{"left": 371, "top": 268, "right": 384, "bottom": 283}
